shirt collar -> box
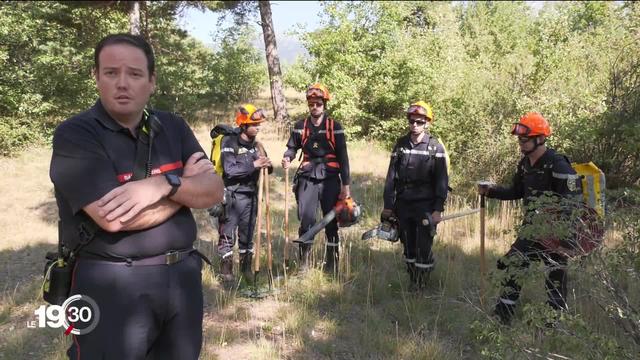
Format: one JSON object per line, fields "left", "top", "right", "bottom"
{"left": 91, "top": 99, "right": 124, "bottom": 131}
{"left": 405, "top": 132, "right": 430, "bottom": 145}
{"left": 91, "top": 99, "right": 147, "bottom": 136}
{"left": 238, "top": 134, "right": 255, "bottom": 147}
{"left": 307, "top": 113, "right": 326, "bottom": 128}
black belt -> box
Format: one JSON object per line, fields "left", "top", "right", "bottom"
{"left": 79, "top": 248, "right": 200, "bottom": 266}
{"left": 306, "top": 157, "right": 328, "bottom": 164}
{"left": 398, "top": 182, "right": 430, "bottom": 191}
{"left": 224, "top": 182, "right": 256, "bottom": 190}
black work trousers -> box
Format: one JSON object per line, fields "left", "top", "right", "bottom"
{"left": 296, "top": 175, "right": 341, "bottom": 246}
{"left": 496, "top": 237, "right": 568, "bottom": 311}
{"left": 217, "top": 191, "right": 257, "bottom": 259}
{"left": 67, "top": 254, "right": 203, "bottom": 360}
{"left": 395, "top": 199, "right": 436, "bottom": 271}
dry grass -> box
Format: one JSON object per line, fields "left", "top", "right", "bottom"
{"left": 0, "top": 107, "right": 632, "bottom": 358}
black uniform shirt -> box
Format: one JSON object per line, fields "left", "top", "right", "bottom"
{"left": 50, "top": 100, "right": 204, "bottom": 259}
{"left": 488, "top": 148, "right": 582, "bottom": 210}
{"left": 383, "top": 133, "right": 449, "bottom": 211}
{"left": 283, "top": 114, "right": 351, "bottom": 185}
{"left": 221, "top": 134, "right": 272, "bottom": 192}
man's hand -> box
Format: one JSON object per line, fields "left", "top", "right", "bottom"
{"left": 431, "top": 211, "right": 442, "bottom": 224}
{"left": 381, "top": 209, "right": 393, "bottom": 222}
{"left": 477, "top": 183, "right": 492, "bottom": 196}
{"left": 339, "top": 184, "right": 351, "bottom": 200}
{"left": 254, "top": 156, "right": 271, "bottom": 169}
{"left": 183, "top": 152, "right": 214, "bottom": 178}
{"left": 97, "top": 176, "right": 168, "bottom": 223}
{"left": 281, "top": 157, "right": 291, "bottom": 169}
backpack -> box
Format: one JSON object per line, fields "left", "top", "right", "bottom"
{"left": 532, "top": 153, "right": 606, "bottom": 217}
{"left": 537, "top": 158, "right": 606, "bottom": 257}
{"left": 209, "top": 124, "right": 240, "bottom": 176}
{"left": 572, "top": 162, "right": 606, "bottom": 217}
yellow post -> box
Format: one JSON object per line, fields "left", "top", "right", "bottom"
{"left": 265, "top": 168, "right": 272, "bottom": 281}
{"left": 284, "top": 167, "right": 290, "bottom": 264}
{"left": 479, "top": 193, "right": 487, "bottom": 306}
{"left": 253, "top": 168, "right": 264, "bottom": 275}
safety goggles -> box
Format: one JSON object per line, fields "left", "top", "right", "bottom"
{"left": 306, "top": 88, "right": 325, "bottom": 99}
{"left": 407, "top": 105, "right": 427, "bottom": 116}
{"left": 511, "top": 123, "right": 531, "bottom": 136}
{"left": 517, "top": 136, "right": 534, "bottom": 144}
{"left": 250, "top": 109, "right": 266, "bottom": 121}
{"left": 307, "top": 101, "right": 324, "bottom": 108}
{"left": 408, "top": 119, "right": 427, "bottom": 125}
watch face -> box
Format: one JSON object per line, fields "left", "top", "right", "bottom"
{"left": 166, "top": 173, "right": 181, "bottom": 186}
{"left": 165, "top": 173, "right": 181, "bottom": 197}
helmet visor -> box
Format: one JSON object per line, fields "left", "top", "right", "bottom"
{"left": 511, "top": 123, "right": 531, "bottom": 136}
{"left": 407, "top": 105, "right": 427, "bottom": 116}
{"left": 251, "top": 109, "right": 266, "bottom": 121}
{"left": 306, "top": 88, "right": 325, "bottom": 99}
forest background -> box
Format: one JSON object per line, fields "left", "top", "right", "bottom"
{"left": 2, "top": 1, "right": 639, "bottom": 190}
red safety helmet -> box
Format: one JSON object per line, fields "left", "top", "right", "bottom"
{"left": 306, "top": 83, "right": 331, "bottom": 101}
{"left": 511, "top": 112, "right": 552, "bottom": 137}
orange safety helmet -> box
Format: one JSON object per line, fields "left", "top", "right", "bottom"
{"left": 235, "top": 103, "right": 267, "bottom": 127}
{"left": 306, "top": 83, "right": 331, "bottom": 101}
{"left": 511, "top": 112, "right": 552, "bottom": 137}
{"left": 406, "top": 101, "right": 434, "bottom": 122}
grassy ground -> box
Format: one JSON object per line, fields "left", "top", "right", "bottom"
{"left": 0, "top": 92, "right": 636, "bottom": 359}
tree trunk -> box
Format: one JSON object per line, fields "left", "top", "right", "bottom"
{"left": 129, "top": 1, "right": 141, "bottom": 35}
{"left": 258, "top": 0, "right": 290, "bottom": 133}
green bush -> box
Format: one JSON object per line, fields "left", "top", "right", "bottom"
{"left": 0, "top": 117, "right": 55, "bottom": 156}
{"left": 296, "top": 1, "right": 640, "bottom": 190}
{"left": 0, "top": 2, "right": 267, "bottom": 155}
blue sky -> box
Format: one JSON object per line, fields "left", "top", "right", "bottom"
{"left": 178, "top": 1, "right": 323, "bottom": 60}
{"left": 178, "top": 1, "right": 547, "bottom": 62}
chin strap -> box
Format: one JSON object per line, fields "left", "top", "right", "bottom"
{"left": 523, "top": 136, "right": 545, "bottom": 155}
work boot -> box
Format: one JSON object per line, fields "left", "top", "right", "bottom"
{"left": 415, "top": 268, "right": 431, "bottom": 290}
{"left": 544, "top": 300, "right": 567, "bottom": 328}
{"left": 239, "top": 252, "right": 253, "bottom": 281}
{"left": 493, "top": 301, "right": 516, "bottom": 326}
{"left": 407, "top": 263, "right": 419, "bottom": 292}
{"left": 416, "top": 256, "right": 435, "bottom": 290}
{"left": 298, "top": 244, "right": 312, "bottom": 273}
{"left": 220, "top": 257, "right": 234, "bottom": 289}
{"left": 323, "top": 245, "right": 339, "bottom": 277}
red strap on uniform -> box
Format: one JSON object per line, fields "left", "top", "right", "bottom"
{"left": 302, "top": 118, "right": 310, "bottom": 147}
{"left": 326, "top": 118, "right": 335, "bottom": 150}
{"left": 117, "top": 160, "right": 183, "bottom": 183}
{"left": 301, "top": 161, "right": 340, "bottom": 169}
{"left": 300, "top": 116, "right": 339, "bottom": 168}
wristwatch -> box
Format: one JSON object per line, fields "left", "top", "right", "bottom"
{"left": 164, "top": 173, "right": 181, "bottom": 198}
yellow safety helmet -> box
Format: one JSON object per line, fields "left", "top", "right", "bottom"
{"left": 407, "top": 101, "right": 434, "bottom": 122}
{"left": 306, "top": 83, "right": 331, "bottom": 101}
{"left": 235, "top": 103, "right": 267, "bottom": 126}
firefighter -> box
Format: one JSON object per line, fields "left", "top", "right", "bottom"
{"left": 218, "top": 104, "right": 272, "bottom": 286}
{"left": 478, "top": 112, "right": 582, "bottom": 324}
{"left": 281, "top": 83, "right": 351, "bottom": 274}
{"left": 382, "top": 101, "right": 449, "bottom": 291}
{"left": 50, "top": 33, "right": 223, "bottom": 359}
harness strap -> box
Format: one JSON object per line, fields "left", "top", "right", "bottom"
{"left": 300, "top": 115, "right": 339, "bottom": 168}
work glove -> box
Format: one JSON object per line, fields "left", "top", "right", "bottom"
{"left": 208, "top": 204, "right": 223, "bottom": 218}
